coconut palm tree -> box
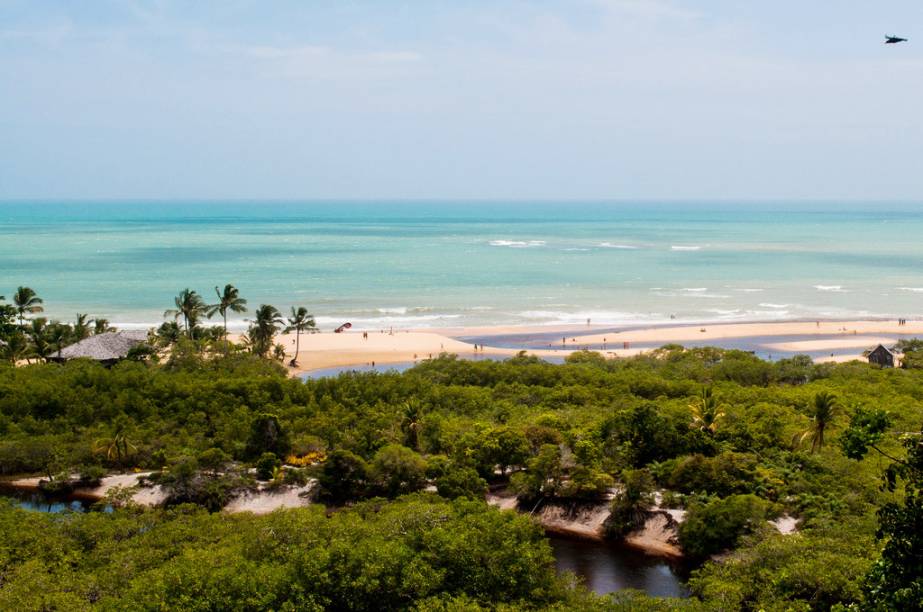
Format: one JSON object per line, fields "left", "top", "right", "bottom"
{"left": 690, "top": 386, "right": 725, "bottom": 434}
{"left": 400, "top": 400, "right": 424, "bottom": 450}
{"left": 73, "top": 314, "right": 92, "bottom": 340}
{"left": 796, "top": 391, "right": 838, "bottom": 453}
{"left": 13, "top": 286, "right": 43, "bottom": 327}
{"left": 94, "top": 420, "right": 137, "bottom": 467}
{"left": 164, "top": 289, "right": 207, "bottom": 338}
{"left": 26, "top": 318, "right": 53, "bottom": 362}
{"left": 155, "top": 321, "right": 183, "bottom": 347}
{"left": 1, "top": 332, "right": 31, "bottom": 363}
{"left": 247, "top": 304, "right": 284, "bottom": 357}
{"left": 94, "top": 318, "right": 115, "bottom": 334}
{"left": 284, "top": 306, "right": 316, "bottom": 366}
{"left": 208, "top": 284, "right": 248, "bottom": 337}
{"left": 46, "top": 322, "right": 71, "bottom": 359}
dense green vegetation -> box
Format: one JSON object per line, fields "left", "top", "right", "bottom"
{"left": 1, "top": 293, "right": 922, "bottom": 609}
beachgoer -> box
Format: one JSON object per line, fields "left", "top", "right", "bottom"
{"left": 587, "top": 318, "right": 591, "bottom": 326}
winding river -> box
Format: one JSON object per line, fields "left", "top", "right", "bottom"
{"left": 1, "top": 488, "right": 688, "bottom": 598}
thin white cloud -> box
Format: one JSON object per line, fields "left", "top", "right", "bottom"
{"left": 240, "top": 43, "right": 423, "bottom": 79}
{"left": 590, "top": 0, "right": 700, "bottom": 21}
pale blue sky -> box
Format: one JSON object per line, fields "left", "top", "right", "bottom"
{"left": 1, "top": 1, "right": 921, "bottom": 200}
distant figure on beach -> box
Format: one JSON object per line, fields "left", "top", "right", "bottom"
{"left": 363, "top": 331, "right": 368, "bottom": 339}
{"left": 562, "top": 337, "right": 566, "bottom": 347}
{"left": 587, "top": 318, "right": 591, "bottom": 326}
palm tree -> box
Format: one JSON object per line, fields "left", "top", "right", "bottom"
{"left": 247, "top": 304, "right": 284, "bottom": 357}
{"left": 26, "top": 318, "right": 52, "bottom": 362}
{"left": 796, "top": 391, "right": 838, "bottom": 453}
{"left": 284, "top": 306, "right": 316, "bottom": 366}
{"left": 94, "top": 318, "right": 115, "bottom": 334}
{"left": 94, "top": 420, "right": 137, "bottom": 467}
{"left": 208, "top": 284, "right": 248, "bottom": 337}
{"left": 73, "top": 314, "right": 92, "bottom": 340}
{"left": 1, "top": 332, "right": 31, "bottom": 363}
{"left": 690, "top": 386, "right": 725, "bottom": 434}
{"left": 164, "top": 289, "right": 207, "bottom": 338}
{"left": 13, "top": 286, "right": 43, "bottom": 327}
{"left": 46, "top": 322, "right": 71, "bottom": 359}
{"left": 155, "top": 321, "right": 183, "bottom": 347}
{"left": 400, "top": 400, "right": 424, "bottom": 450}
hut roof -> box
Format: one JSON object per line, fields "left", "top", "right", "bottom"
{"left": 57, "top": 331, "right": 148, "bottom": 361}
{"left": 869, "top": 344, "right": 893, "bottom": 356}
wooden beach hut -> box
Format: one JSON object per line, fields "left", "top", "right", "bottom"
{"left": 51, "top": 331, "right": 149, "bottom": 366}
{"left": 867, "top": 344, "right": 895, "bottom": 368}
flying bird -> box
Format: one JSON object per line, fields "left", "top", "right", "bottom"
{"left": 885, "top": 34, "right": 908, "bottom": 44}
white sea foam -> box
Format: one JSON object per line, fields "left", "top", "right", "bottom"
{"left": 899, "top": 287, "right": 923, "bottom": 293}
{"left": 671, "top": 245, "right": 702, "bottom": 251}
{"left": 814, "top": 285, "right": 847, "bottom": 292}
{"left": 314, "top": 314, "right": 461, "bottom": 329}
{"left": 759, "top": 303, "right": 791, "bottom": 309}
{"left": 682, "top": 288, "right": 708, "bottom": 292}
{"left": 489, "top": 239, "right": 546, "bottom": 248}
{"left": 707, "top": 309, "right": 743, "bottom": 317}
{"left": 736, "top": 288, "right": 765, "bottom": 293}
{"left": 596, "top": 242, "right": 638, "bottom": 249}
{"left": 564, "top": 247, "right": 590, "bottom": 252}
{"left": 516, "top": 310, "right": 667, "bottom": 326}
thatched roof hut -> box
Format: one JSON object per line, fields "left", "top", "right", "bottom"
{"left": 53, "top": 331, "right": 148, "bottom": 365}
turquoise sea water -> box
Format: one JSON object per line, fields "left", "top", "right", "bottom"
{"left": 2, "top": 201, "right": 922, "bottom": 331}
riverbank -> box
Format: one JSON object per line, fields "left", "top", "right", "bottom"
{"left": 280, "top": 318, "right": 920, "bottom": 375}
{"left": 3, "top": 474, "right": 315, "bottom": 515}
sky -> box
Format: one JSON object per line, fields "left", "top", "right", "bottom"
{"left": 1, "top": 0, "right": 922, "bottom": 201}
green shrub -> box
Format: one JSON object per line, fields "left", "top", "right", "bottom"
{"left": 255, "top": 452, "right": 281, "bottom": 481}
{"left": 679, "top": 494, "right": 775, "bottom": 559}
{"left": 369, "top": 444, "right": 427, "bottom": 498}
{"left": 436, "top": 467, "right": 488, "bottom": 500}
{"left": 318, "top": 449, "right": 369, "bottom": 503}
{"left": 607, "top": 468, "right": 655, "bottom": 537}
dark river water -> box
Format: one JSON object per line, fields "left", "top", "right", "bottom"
{"left": 549, "top": 535, "right": 688, "bottom": 598}
{"left": 1, "top": 488, "right": 687, "bottom": 598}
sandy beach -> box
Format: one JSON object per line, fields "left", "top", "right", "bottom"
{"left": 278, "top": 318, "right": 921, "bottom": 376}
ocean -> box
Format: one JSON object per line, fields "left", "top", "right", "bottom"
{"left": 2, "top": 200, "right": 922, "bottom": 331}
